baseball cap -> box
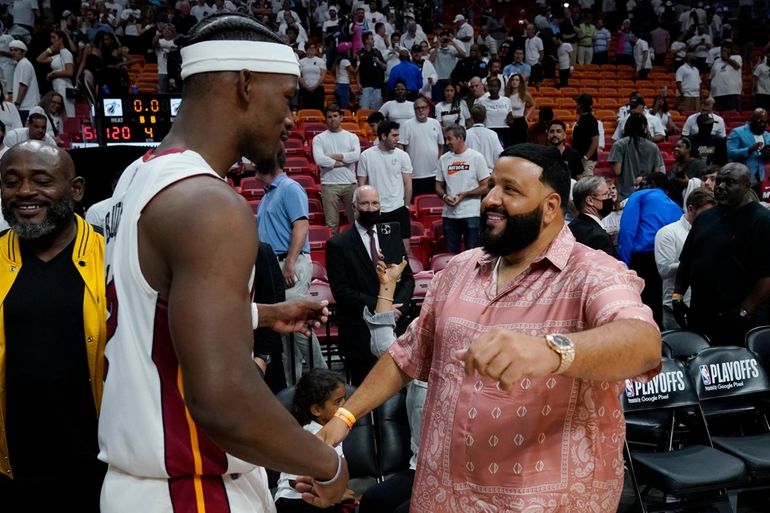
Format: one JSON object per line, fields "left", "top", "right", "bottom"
{"left": 9, "top": 40, "right": 27, "bottom": 52}
{"left": 328, "top": 6, "right": 337, "bottom": 12}
{"left": 62, "top": 9, "right": 73, "bottom": 18}
{"left": 453, "top": 14, "right": 465, "bottom": 23}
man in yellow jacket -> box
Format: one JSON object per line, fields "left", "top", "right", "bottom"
{"left": 0, "top": 141, "right": 106, "bottom": 512}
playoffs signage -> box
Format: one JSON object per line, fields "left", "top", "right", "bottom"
{"left": 698, "top": 358, "right": 760, "bottom": 391}
{"left": 625, "top": 369, "right": 687, "bottom": 404}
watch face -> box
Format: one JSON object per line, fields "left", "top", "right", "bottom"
{"left": 551, "top": 335, "right": 572, "bottom": 349}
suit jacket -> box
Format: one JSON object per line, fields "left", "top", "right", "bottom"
{"left": 727, "top": 124, "right": 770, "bottom": 181}
{"left": 253, "top": 242, "right": 287, "bottom": 393}
{"left": 326, "top": 224, "right": 415, "bottom": 361}
{"left": 569, "top": 213, "right": 617, "bottom": 258}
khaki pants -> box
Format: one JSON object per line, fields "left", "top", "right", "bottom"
{"left": 678, "top": 96, "right": 700, "bottom": 113}
{"left": 320, "top": 183, "right": 356, "bottom": 235}
{"left": 577, "top": 46, "right": 593, "bottom": 65}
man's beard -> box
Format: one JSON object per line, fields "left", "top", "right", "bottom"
{"left": 2, "top": 197, "right": 76, "bottom": 240}
{"left": 481, "top": 204, "right": 543, "bottom": 257}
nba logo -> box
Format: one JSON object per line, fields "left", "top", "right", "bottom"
{"left": 624, "top": 380, "right": 636, "bottom": 397}
{"left": 700, "top": 365, "right": 712, "bottom": 385}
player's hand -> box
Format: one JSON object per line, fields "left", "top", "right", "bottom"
{"left": 258, "top": 300, "right": 330, "bottom": 337}
{"left": 461, "top": 328, "right": 560, "bottom": 390}
{"left": 316, "top": 416, "right": 352, "bottom": 447}
{"left": 294, "top": 457, "right": 350, "bottom": 508}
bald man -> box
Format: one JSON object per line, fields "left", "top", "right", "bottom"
{"left": 0, "top": 141, "right": 107, "bottom": 512}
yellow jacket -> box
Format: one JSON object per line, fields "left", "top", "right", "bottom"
{"left": 0, "top": 215, "right": 106, "bottom": 479}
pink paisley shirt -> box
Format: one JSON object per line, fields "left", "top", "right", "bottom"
{"left": 389, "top": 225, "right": 658, "bottom": 513}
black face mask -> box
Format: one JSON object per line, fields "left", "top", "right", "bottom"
{"left": 357, "top": 210, "right": 380, "bottom": 228}
{"left": 481, "top": 204, "right": 543, "bottom": 257}
{"left": 598, "top": 197, "right": 614, "bottom": 217}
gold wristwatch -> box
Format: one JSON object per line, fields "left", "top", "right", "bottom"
{"left": 545, "top": 334, "right": 575, "bottom": 374}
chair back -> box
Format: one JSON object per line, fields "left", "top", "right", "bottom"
{"left": 661, "top": 329, "right": 710, "bottom": 361}
{"left": 687, "top": 346, "right": 770, "bottom": 402}
{"left": 746, "top": 325, "right": 770, "bottom": 370}
{"left": 622, "top": 357, "right": 699, "bottom": 412}
{"left": 375, "top": 390, "right": 412, "bottom": 475}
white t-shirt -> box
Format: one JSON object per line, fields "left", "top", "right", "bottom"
{"left": 0, "top": 102, "right": 22, "bottom": 131}
{"left": 436, "top": 148, "right": 490, "bottom": 219}
{"left": 311, "top": 129, "right": 361, "bottom": 185}
{"left": 476, "top": 96, "right": 511, "bottom": 129}
{"left": 612, "top": 111, "right": 666, "bottom": 141}
{"left": 557, "top": 42, "right": 573, "bottom": 70}
{"left": 633, "top": 39, "right": 652, "bottom": 70}
{"left": 190, "top": 3, "right": 213, "bottom": 21}
{"left": 379, "top": 100, "right": 415, "bottom": 125}
{"left": 357, "top": 145, "right": 413, "bottom": 213}
{"left": 299, "top": 56, "right": 326, "bottom": 88}
{"left": 456, "top": 22, "right": 474, "bottom": 54}
{"left": 434, "top": 100, "right": 470, "bottom": 128}
{"left": 525, "top": 36, "right": 543, "bottom": 66}
{"left": 754, "top": 60, "right": 770, "bottom": 96}
{"left": 155, "top": 37, "right": 175, "bottom": 75}
{"left": 681, "top": 112, "right": 727, "bottom": 138}
{"left": 675, "top": 63, "right": 701, "bottom": 97}
{"left": 710, "top": 55, "right": 743, "bottom": 97}
{"left": 12, "top": 0, "right": 36, "bottom": 26}
{"left": 687, "top": 33, "right": 711, "bottom": 59}
{"left": 465, "top": 124, "right": 504, "bottom": 171}
{"left": 671, "top": 40, "right": 687, "bottom": 60}
{"left": 4, "top": 127, "right": 57, "bottom": 147}
{"left": 12, "top": 58, "right": 39, "bottom": 110}
{"left": 373, "top": 33, "right": 388, "bottom": 55}
{"left": 335, "top": 58, "right": 351, "bottom": 85}
{"left": 275, "top": 421, "right": 344, "bottom": 501}
{"left": 398, "top": 117, "right": 444, "bottom": 179}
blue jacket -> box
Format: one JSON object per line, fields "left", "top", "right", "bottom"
{"left": 387, "top": 60, "right": 423, "bottom": 92}
{"left": 726, "top": 124, "right": 770, "bottom": 181}
{"left": 617, "top": 188, "right": 683, "bottom": 265}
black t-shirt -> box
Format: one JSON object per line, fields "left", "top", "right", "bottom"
{"left": 679, "top": 202, "right": 770, "bottom": 316}
{"left": 4, "top": 238, "right": 98, "bottom": 479}
{"left": 450, "top": 58, "right": 489, "bottom": 84}
{"left": 571, "top": 113, "right": 600, "bottom": 161}
{"left": 691, "top": 134, "right": 728, "bottom": 166}
{"left": 561, "top": 147, "right": 585, "bottom": 179}
{"left": 358, "top": 47, "right": 385, "bottom": 88}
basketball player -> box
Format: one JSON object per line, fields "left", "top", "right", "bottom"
{"left": 98, "top": 14, "right": 348, "bottom": 512}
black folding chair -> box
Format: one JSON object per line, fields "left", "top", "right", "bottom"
{"left": 661, "top": 329, "right": 710, "bottom": 361}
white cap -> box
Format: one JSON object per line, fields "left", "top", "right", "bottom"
{"left": 9, "top": 40, "right": 27, "bottom": 52}
{"left": 328, "top": 5, "right": 337, "bottom": 12}
{"left": 453, "top": 14, "right": 465, "bottom": 23}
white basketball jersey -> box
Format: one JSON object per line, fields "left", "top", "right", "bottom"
{"left": 98, "top": 149, "right": 266, "bottom": 506}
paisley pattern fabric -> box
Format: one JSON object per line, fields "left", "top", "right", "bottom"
{"left": 389, "top": 225, "right": 658, "bottom": 513}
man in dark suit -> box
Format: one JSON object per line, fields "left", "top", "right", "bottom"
{"left": 327, "top": 185, "right": 415, "bottom": 385}
{"left": 569, "top": 176, "right": 616, "bottom": 257}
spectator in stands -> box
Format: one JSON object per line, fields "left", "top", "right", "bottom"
{"left": 429, "top": 30, "right": 465, "bottom": 99}
{"left": 575, "top": 13, "right": 596, "bottom": 65}
{"left": 615, "top": 18, "right": 633, "bottom": 66}
{"left": 399, "top": 98, "right": 444, "bottom": 198}
{"left": 255, "top": 152, "right": 328, "bottom": 384}
{"left": 476, "top": 25, "right": 497, "bottom": 57}
{"left": 572, "top": 94, "right": 600, "bottom": 176}
{"left": 675, "top": 53, "right": 701, "bottom": 113}
{"left": 312, "top": 104, "right": 360, "bottom": 236}
{"left": 453, "top": 14, "right": 474, "bottom": 55}
{"left": 298, "top": 43, "right": 326, "bottom": 110}
{"left": 593, "top": 17, "right": 611, "bottom": 65}
{"left": 614, "top": 96, "right": 666, "bottom": 143}
{"left": 548, "top": 120, "right": 583, "bottom": 180}
{"left": 727, "top": 108, "right": 770, "bottom": 184}
{"left": 380, "top": 81, "right": 415, "bottom": 125}
{"left": 618, "top": 172, "right": 683, "bottom": 327}
{"left": 651, "top": 95, "right": 679, "bottom": 136}
{"left": 709, "top": 44, "right": 743, "bottom": 112}
{"left": 482, "top": 58, "right": 506, "bottom": 91}
{"left": 477, "top": 77, "right": 512, "bottom": 147}
{"left": 410, "top": 44, "right": 436, "bottom": 100}
{"left": 190, "top": 0, "right": 213, "bottom": 22}
{"left": 524, "top": 24, "right": 543, "bottom": 86}
{"left": 4, "top": 113, "right": 57, "bottom": 148}
{"left": 383, "top": 32, "right": 401, "bottom": 82}
{"left": 466, "top": 105, "right": 503, "bottom": 173}
{"left": 152, "top": 24, "right": 176, "bottom": 93}
{"left": 172, "top": 1, "right": 197, "bottom": 35}
{"left": 569, "top": 176, "right": 616, "bottom": 257}
{"left": 629, "top": 33, "right": 653, "bottom": 81}
{"left": 601, "top": 177, "right": 623, "bottom": 240}
{"left": 463, "top": 76, "right": 487, "bottom": 111}
{"left": 654, "top": 187, "right": 715, "bottom": 330}
{"left": 357, "top": 120, "right": 413, "bottom": 256}
{"left": 674, "top": 163, "right": 770, "bottom": 345}
{"left": 332, "top": 48, "right": 355, "bottom": 109}
{"left": 689, "top": 113, "right": 727, "bottom": 166}
{"left": 400, "top": 20, "right": 426, "bottom": 53}
{"left": 649, "top": 20, "right": 670, "bottom": 67}
{"left": 356, "top": 32, "right": 385, "bottom": 110}
{"left": 670, "top": 136, "right": 706, "bottom": 180}
{"left": 274, "top": 369, "right": 352, "bottom": 513}
{"left": 372, "top": 21, "right": 388, "bottom": 55}
{"left": 35, "top": 30, "right": 75, "bottom": 119}
{"left": 326, "top": 185, "right": 414, "bottom": 385}
{"left": 501, "top": 48, "right": 530, "bottom": 83}
{"left": 435, "top": 124, "right": 490, "bottom": 254}
{"left": 11, "top": 0, "right": 38, "bottom": 33}
{"left": 687, "top": 24, "right": 712, "bottom": 72}
{"left": 30, "top": 91, "right": 66, "bottom": 145}
{"left": 0, "top": 121, "right": 8, "bottom": 161}
{"left": 609, "top": 113, "right": 663, "bottom": 200}
{"left": 754, "top": 47, "right": 770, "bottom": 111}
{"left": 760, "top": 162, "right": 770, "bottom": 205}
{"left": 681, "top": 96, "right": 727, "bottom": 137}
{"left": 527, "top": 106, "right": 553, "bottom": 146}
{"left": 505, "top": 73, "right": 536, "bottom": 145}
{"left": 434, "top": 82, "right": 470, "bottom": 130}
{"left": 553, "top": 33, "right": 573, "bottom": 88}
{"left": 450, "top": 44, "right": 489, "bottom": 85}
{"left": 9, "top": 40, "right": 39, "bottom": 124}
{"left": 0, "top": 82, "right": 23, "bottom": 133}
{"left": 76, "top": 31, "right": 129, "bottom": 96}
{"left": 387, "top": 50, "right": 421, "bottom": 100}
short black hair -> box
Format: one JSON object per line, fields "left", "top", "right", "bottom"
{"left": 548, "top": 119, "right": 566, "bottom": 131}
{"left": 499, "top": 143, "right": 571, "bottom": 213}
{"left": 325, "top": 103, "right": 341, "bottom": 115}
{"left": 367, "top": 111, "right": 384, "bottom": 124}
{"left": 28, "top": 113, "right": 47, "bottom": 124}
{"left": 377, "top": 119, "right": 399, "bottom": 139}
{"left": 539, "top": 106, "right": 554, "bottom": 122}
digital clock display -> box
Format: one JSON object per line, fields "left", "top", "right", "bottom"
{"left": 93, "top": 94, "right": 181, "bottom": 146}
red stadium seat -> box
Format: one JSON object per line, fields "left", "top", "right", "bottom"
{"left": 309, "top": 225, "right": 332, "bottom": 266}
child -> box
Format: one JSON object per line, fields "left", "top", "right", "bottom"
{"left": 275, "top": 369, "right": 354, "bottom": 513}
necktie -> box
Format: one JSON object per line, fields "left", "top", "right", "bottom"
{"left": 367, "top": 229, "right": 378, "bottom": 268}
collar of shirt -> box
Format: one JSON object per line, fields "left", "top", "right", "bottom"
{"left": 355, "top": 220, "right": 380, "bottom": 254}
{"left": 476, "top": 224, "right": 574, "bottom": 274}
{"left": 585, "top": 212, "right": 603, "bottom": 226}
{"left": 264, "top": 172, "right": 288, "bottom": 192}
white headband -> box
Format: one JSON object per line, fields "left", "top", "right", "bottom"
{"left": 180, "top": 40, "right": 299, "bottom": 80}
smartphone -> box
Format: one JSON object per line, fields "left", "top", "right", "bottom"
{"left": 377, "top": 221, "right": 404, "bottom": 265}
